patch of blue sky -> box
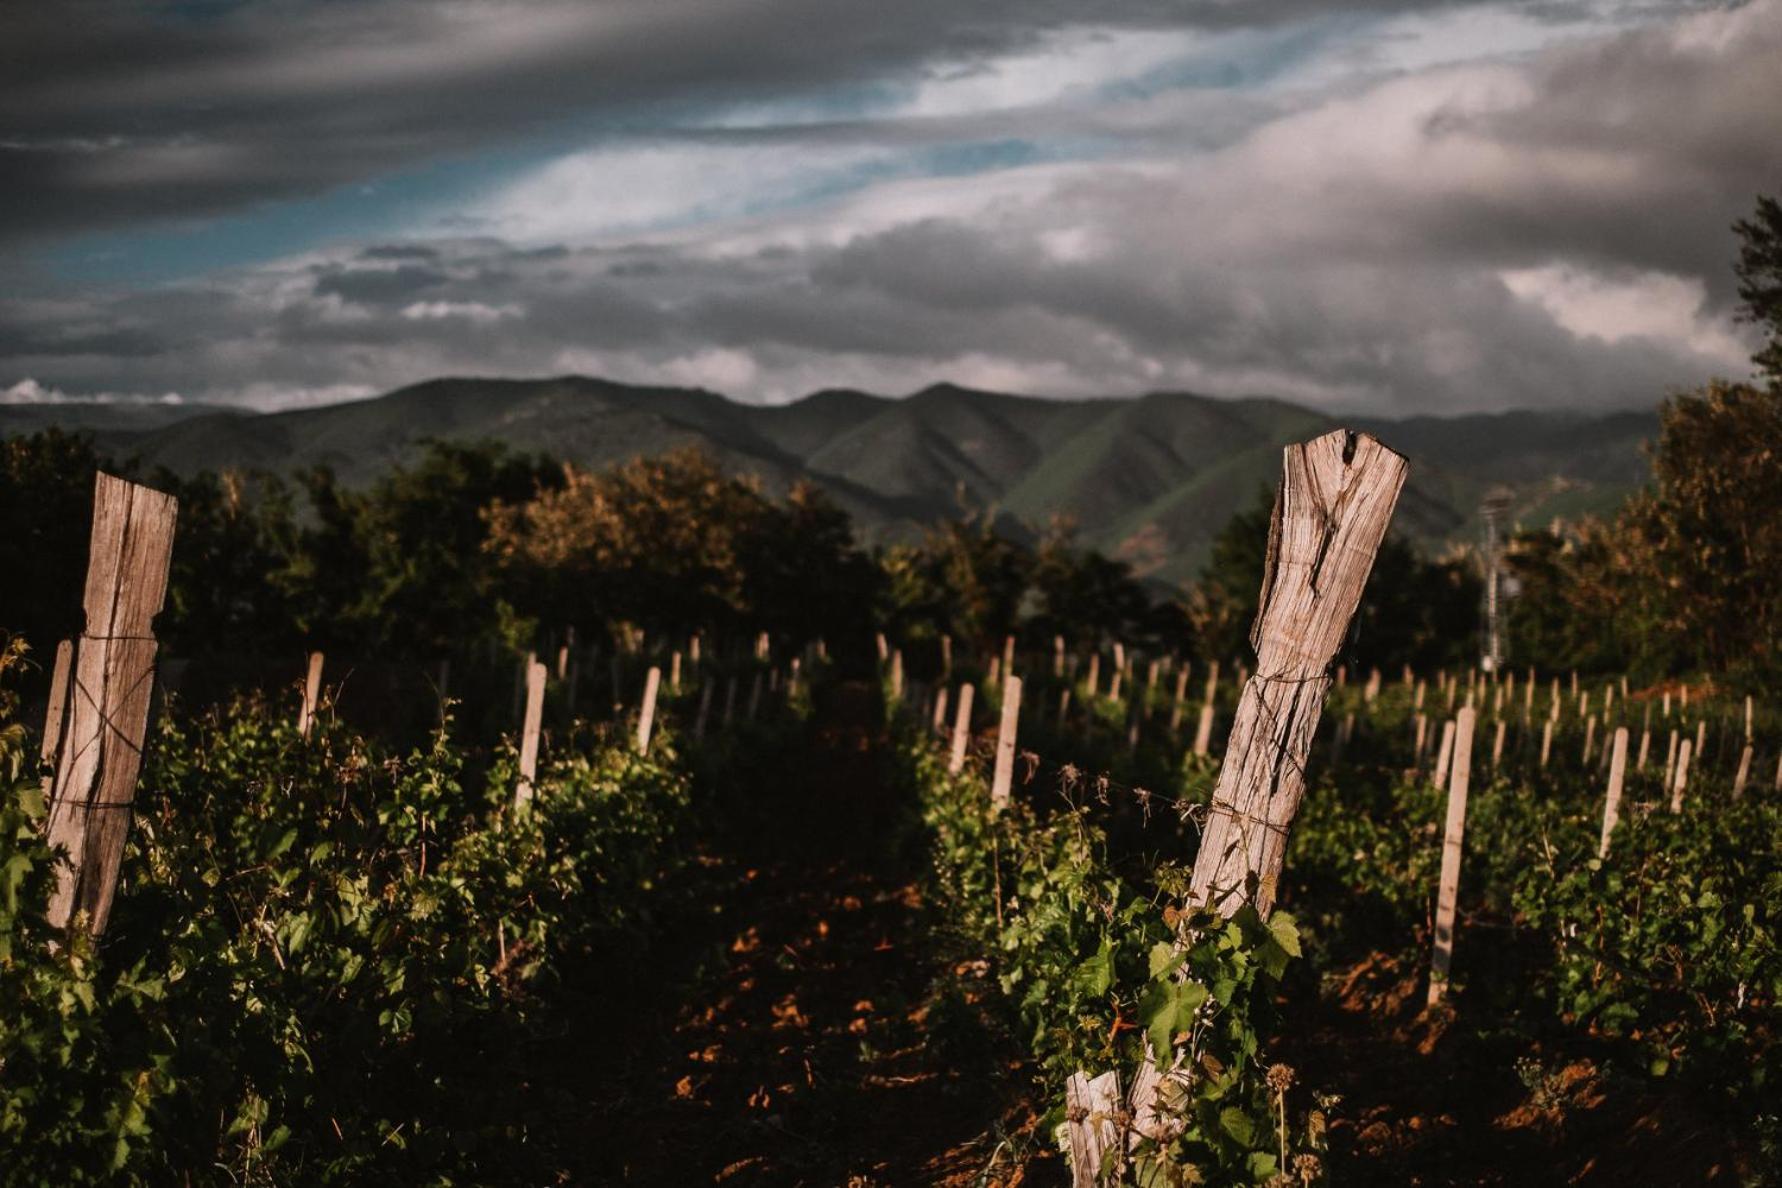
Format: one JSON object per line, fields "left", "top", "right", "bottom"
{"left": 37, "top": 137, "right": 571, "bottom": 286}
{"left": 1095, "top": 17, "right": 1370, "bottom": 102}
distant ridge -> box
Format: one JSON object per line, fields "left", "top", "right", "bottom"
{"left": 0, "top": 376, "right": 1656, "bottom": 583}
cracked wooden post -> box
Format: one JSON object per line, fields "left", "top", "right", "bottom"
{"left": 298, "top": 650, "right": 324, "bottom": 738}
{"left": 1428, "top": 706, "right": 1476, "bottom": 1006}
{"left": 931, "top": 686, "right": 950, "bottom": 735}
{"left": 39, "top": 639, "right": 74, "bottom": 799}
{"left": 44, "top": 473, "right": 178, "bottom": 937}
{"left": 1599, "top": 727, "right": 1629, "bottom": 858}
{"left": 514, "top": 658, "right": 547, "bottom": 807}
{"left": 1186, "top": 430, "right": 1407, "bottom": 917}
{"left": 636, "top": 665, "right": 661, "bottom": 753}
{"left": 991, "top": 676, "right": 1023, "bottom": 810}
{"left": 948, "top": 684, "right": 975, "bottom": 775}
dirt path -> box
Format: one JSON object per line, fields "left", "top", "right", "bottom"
{"left": 586, "top": 680, "right": 1045, "bottom": 1186}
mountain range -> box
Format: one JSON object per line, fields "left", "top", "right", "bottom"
{"left": 1, "top": 377, "right": 1657, "bottom": 585}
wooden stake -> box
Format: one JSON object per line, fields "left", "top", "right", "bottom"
{"left": 1428, "top": 706, "right": 1475, "bottom": 1006}
{"left": 636, "top": 665, "right": 661, "bottom": 753}
{"left": 1539, "top": 719, "right": 1553, "bottom": 769}
{"left": 1599, "top": 727, "right": 1628, "bottom": 858}
{"left": 1086, "top": 653, "right": 1100, "bottom": 698}
{"left": 298, "top": 650, "right": 324, "bottom": 738}
{"left": 1670, "top": 738, "right": 1691, "bottom": 812}
{"left": 515, "top": 659, "right": 546, "bottom": 806}
{"left": 1186, "top": 430, "right": 1407, "bottom": 916}
{"left": 44, "top": 474, "right": 177, "bottom": 937}
{"left": 1491, "top": 719, "right": 1506, "bottom": 769}
{"left": 1433, "top": 718, "right": 1456, "bottom": 788}
{"left": 932, "top": 686, "right": 950, "bottom": 734}
{"left": 991, "top": 676, "right": 1023, "bottom": 810}
{"left": 1733, "top": 744, "right": 1753, "bottom": 798}
{"left": 1064, "top": 1070, "right": 1122, "bottom": 1188}
{"left": 1192, "top": 701, "right": 1216, "bottom": 757}
{"left": 693, "top": 680, "right": 714, "bottom": 741}
{"left": 948, "top": 684, "right": 975, "bottom": 775}
{"left": 1636, "top": 728, "right": 1651, "bottom": 771}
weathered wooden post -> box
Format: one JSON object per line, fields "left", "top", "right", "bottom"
{"left": 298, "top": 650, "right": 324, "bottom": 738}
{"left": 515, "top": 658, "right": 547, "bottom": 806}
{"left": 43, "top": 475, "right": 177, "bottom": 936}
{"left": 1733, "top": 743, "right": 1753, "bottom": 798}
{"left": 1599, "top": 727, "right": 1628, "bottom": 858}
{"left": 932, "top": 686, "right": 950, "bottom": 734}
{"left": 39, "top": 640, "right": 74, "bottom": 798}
{"left": 1428, "top": 706, "right": 1476, "bottom": 1006}
{"left": 1539, "top": 719, "right": 1554, "bottom": 769}
{"left": 1086, "top": 652, "right": 1101, "bottom": 699}
{"left": 1065, "top": 1071, "right": 1122, "bottom": 1188}
{"left": 1170, "top": 665, "right": 1190, "bottom": 732}
{"left": 1184, "top": 431, "right": 1407, "bottom": 916}
{"left": 991, "top": 676, "right": 1023, "bottom": 810}
{"left": 1491, "top": 718, "right": 1507, "bottom": 770}
{"left": 1052, "top": 634, "right": 1064, "bottom": 678}
{"left": 636, "top": 665, "right": 662, "bottom": 754}
{"left": 948, "top": 685, "right": 975, "bottom": 775}
{"left": 1002, "top": 635, "right": 1016, "bottom": 686}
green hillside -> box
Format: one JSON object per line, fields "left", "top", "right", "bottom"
{"left": 1, "top": 377, "right": 1658, "bottom": 581}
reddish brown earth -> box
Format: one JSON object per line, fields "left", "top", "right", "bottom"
{"left": 1279, "top": 950, "right": 1756, "bottom": 1186}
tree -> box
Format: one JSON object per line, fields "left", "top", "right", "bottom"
{"left": 1734, "top": 193, "right": 1782, "bottom": 382}
{"left": 1620, "top": 380, "right": 1782, "bottom": 684}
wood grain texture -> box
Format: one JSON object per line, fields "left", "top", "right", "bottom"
{"left": 1064, "top": 1069, "right": 1122, "bottom": 1188}
{"left": 1187, "top": 430, "right": 1407, "bottom": 917}
{"left": 45, "top": 473, "right": 177, "bottom": 936}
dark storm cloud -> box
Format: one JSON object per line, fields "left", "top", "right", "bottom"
{"left": 0, "top": 0, "right": 1494, "bottom": 247}
{"left": 2, "top": 0, "right": 1775, "bottom": 413}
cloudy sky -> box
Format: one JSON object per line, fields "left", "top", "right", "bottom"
{"left": 2, "top": 0, "right": 1776, "bottom": 413}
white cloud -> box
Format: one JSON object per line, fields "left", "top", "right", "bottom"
{"left": 3, "top": 377, "right": 183, "bottom": 404}
{"left": 401, "top": 300, "right": 523, "bottom": 322}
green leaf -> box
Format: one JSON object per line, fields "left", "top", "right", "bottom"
{"left": 1218, "top": 1105, "right": 1256, "bottom": 1147}
{"left": 1148, "top": 941, "right": 1178, "bottom": 979}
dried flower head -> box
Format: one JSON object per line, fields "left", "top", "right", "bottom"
{"left": 1266, "top": 1063, "right": 1297, "bottom": 1093}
